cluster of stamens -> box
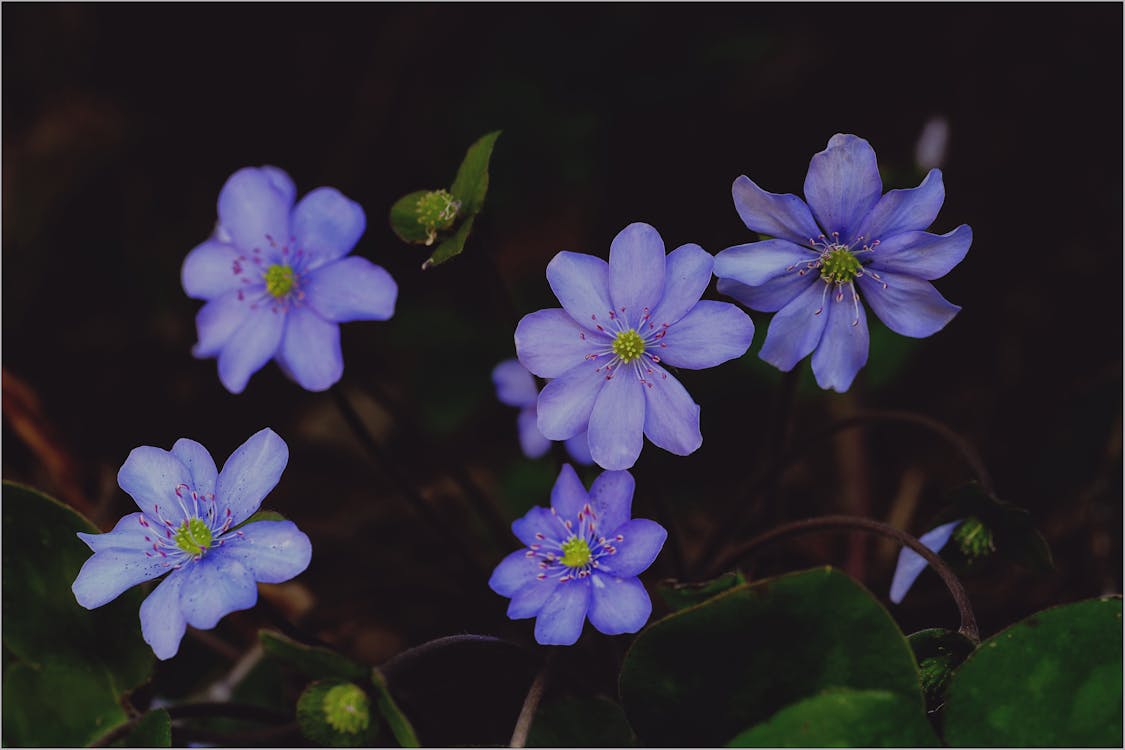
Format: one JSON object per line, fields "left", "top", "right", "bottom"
{"left": 524, "top": 502, "right": 624, "bottom": 584}
{"left": 780, "top": 232, "right": 890, "bottom": 327}
{"left": 140, "top": 482, "right": 241, "bottom": 567}
{"left": 579, "top": 305, "right": 671, "bottom": 389}
{"left": 230, "top": 233, "right": 310, "bottom": 312}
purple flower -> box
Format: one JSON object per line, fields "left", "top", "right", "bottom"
{"left": 71, "top": 428, "right": 312, "bottom": 660}
{"left": 492, "top": 359, "right": 592, "bottom": 465}
{"left": 714, "top": 134, "right": 972, "bottom": 392}
{"left": 489, "top": 465, "right": 666, "bottom": 645}
{"left": 182, "top": 166, "right": 398, "bottom": 394}
{"left": 889, "top": 520, "right": 963, "bottom": 604}
{"left": 514, "top": 222, "right": 755, "bottom": 470}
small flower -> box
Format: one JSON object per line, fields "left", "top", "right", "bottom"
{"left": 182, "top": 166, "right": 398, "bottom": 394}
{"left": 889, "top": 519, "right": 963, "bottom": 604}
{"left": 489, "top": 464, "right": 667, "bottom": 645}
{"left": 514, "top": 222, "right": 755, "bottom": 470}
{"left": 714, "top": 134, "right": 972, "bottom": 392}
{"left": 492, "top": 359, "right": 592, "bottom": 464}
{"left": 71, "top": 428, "right": 312, "bottom": 659}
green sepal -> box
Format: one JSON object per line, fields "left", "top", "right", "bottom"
{"left": 371, "top": 667, "right": 421, "bottom": 748}
{"left": 296, "top": 679, "right": 379, "bottom": 747}
{"left": 449, "top": 130, "right": 501, "bottom": 217}
{"left": 259, "top": 630, "right": 368, "bottom": 682}
{"left": 389, "top": 190, "right": 436, "bottom": 245}
{"left": 422, "top": 214, "right": 474, "bottom": 270}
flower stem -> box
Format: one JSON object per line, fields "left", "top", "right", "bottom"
{"left": 329, "top": 385, "right": 487, "bottom": 578}
{"left": 708, "top": 514, "right": 980, "bottom": 643}
{"left": 379, "top": 633, "right": 525, "bottom": 682}
{"left": 509, "top": 653, "right": 554, "bottom": 748}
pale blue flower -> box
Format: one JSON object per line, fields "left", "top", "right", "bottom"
{"left": 492, "top": 359, "right": 592, "bottom": 464}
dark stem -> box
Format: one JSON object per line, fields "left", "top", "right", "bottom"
{"left": 174, "top": 722, "right": 301, "bottom": 746}
{"left": 694, "top": 407, "right": 993, "bottom": 576}
{"left": 329, "top": 385, "right": 486, "bottom": 578}
{"left": 90, "top": 703, "right": 290, "bottom": 747}
{"left": 379, "top": 634, "right": 524, "bottom": 682}
{"left": 509, "top": 653, "right": 554, "bottom": 748}
{"left": 708, "top": 514, "right": 980, "bottom": 643}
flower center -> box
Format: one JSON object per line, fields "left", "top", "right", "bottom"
{"left": 173, "top": 517, "right": 213, "bottom": 557}
{"left": 612, "top": 329, "right": 646, "bottom": 363}
{"left": 264, "top": 263, "right": 296, "bottom": 298}
{"left": 560, "top": 536, "right": 592, "bottom": 568}
{"left": 819, "top": 247, "right": 862, "bottom": 285}
{"left": 322, "top": 683, "right": 371, "bottom": 734}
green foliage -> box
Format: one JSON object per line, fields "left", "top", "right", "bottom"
{"left": 726, "top": 688, "right": 940, "bottom": 747}
{"left": 2, "top": 481, "right": 153, "bottom": 746}
{"left": 371, "top": 667, "right": 421, "bottom": 748}
{"left": 389, "top": 130, "right": 501, "bottom": 268}
{"left": 907, "top": 628, "right": 976, "bottom": 708}
{"left": 259, "top": 629, "right": 368, "bottom": 682}
{"left": 112, "top": 709, "right": 172, "bottom": 748}
{"left": 297, "top": 679, "right": 380, "bottom": 747}
{"left": 658, "top": 571, "right": 748, "bottom": 610}
{"left": 943, "top": 597, "right": 1123, "bottom": 747}
{"left": 619, "top": 567, "right": 927, "bottom": 746}
{"left": 526, "top": 696, "right": 636, "bottom": 747}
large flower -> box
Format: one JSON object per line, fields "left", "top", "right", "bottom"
{"left": 492, "top": 358, "right": 592, "bottom": 465}
{"left": 488, "top": 465, "right": 666, "bottom": 645}
{"left": 71, "top": 428, "right": 312, "bottom": 660}
{"left": 713, "top": 134, "right": 972, "bottom": 392}
{"left": 183, "top": 166, "right": 398, "bottom": 394}
{"left": 514, "top": 222, "right": 755, "bottom": 470}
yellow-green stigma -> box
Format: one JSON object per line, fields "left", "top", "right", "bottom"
{"left": 560, "top": 536, "right": 592, "bottom": 568}
{"left": 820, "top": 247, "right": 862, "bottom": 284}
{"left": 265, "top": 263, "right": 296, "bottom": 298}
{"left": 173, "top": 517, "right": 213, "bottom": 557}
{"left": 612, "top": 329, "right": 646, "bottom": 363}
{"left": 322, "top": 683, "right": 371, "bottom": 734}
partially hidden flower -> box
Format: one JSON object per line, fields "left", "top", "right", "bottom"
{"left": 492, "top": 359, "right": 592, "bottom": 465}
{"left": 489, "top": 464, "right": 666, "bottom": 645}
{"left": 183, "top": 166, "right": 398, "bottom": 394}
{"left": 515, "top": 222, "right": 755, "bottom": 470}
{"left": 714, "top": 134, "right": 972, "bottom": 392}
{"left": 71, "top": 428, "right": 312, "bottom": 659}
{"left": 889, "top": 519, "right": 963, "bottom": 604}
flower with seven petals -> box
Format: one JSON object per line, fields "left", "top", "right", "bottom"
{"left": 492, "top": 358, "right": 592, "bottom": 464}
{"left": 182, "top": 166, "right": 398, "bottom": 394}
{"left": 489, "top": 465, "right": 666, "bottom": 645}
{"left": 714, "top": 134, "right": 972, "bottom": 392}
{"left": 71, "top": 428, "right": 311, "bottom": 660}
{"left": 515, "top": 222, "right": 755, "bottom": 470}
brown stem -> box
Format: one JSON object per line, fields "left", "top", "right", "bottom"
{"left": 708, "top": 514, "right": 980, "bottom": 643}
{"left": 509, "top": 654, "right": 554, "bottom": 748}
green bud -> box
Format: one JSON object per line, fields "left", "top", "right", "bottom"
{"left": 322, "top": 683, "right": 370, "bottom": 735}
{"left": 415, "top": 189, "right": 461, "bottom": 246}
{"left": 954, "top": 516, "right": 995, "bottom": 560}
{"left": 918, "top": 653, "right": 955, "bottom": 703}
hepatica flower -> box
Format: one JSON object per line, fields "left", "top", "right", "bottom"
{"left": 489, "top": 465, "right": 666, "bottom": 645}
{"left": 515, "top": 223, "right": 754, "bottom": 470}
{"left": 714, "top": 134, "right": 972, "bottom": 392}
{"left": 71, "top": 428, "right": 311, "bottom": 659}
{"left": 492, "top": 359, "right": 592, "bottom": 465}
{"left": 183, "top": 166, "right": 398, "bottom": 394}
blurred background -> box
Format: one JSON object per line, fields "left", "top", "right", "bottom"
{"left": 4, "top": 4, "right": 1121, "bottom": 744}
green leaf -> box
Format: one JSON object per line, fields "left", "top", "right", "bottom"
{"left": 934, "top": 482, "right": 1054, "bottom": 572}
{"left": 259, "top": 630, "right": 368, "bottom": 682}
{"left": 525, "top": 696, "right": 636, "bottom": 747}
{"left": 371, "top": 668, "right": 421, "bottom": 748}
{"left": 112, "top": 708, "right": 171, "bottom": 748}
{"left": 619, "top": 567, "right": 926, "bottom": 747}
{"left": 943, "top": 597, "right": 1122, "bottom": 747}
{"left": 449, "top": 130, "right": 501, "bottom": 217}
{"left": 727, "top": 688, "right": 940, "bottom": 747}
{"left": 422, "top": 214, "right": 474, "bottom": 270}
{"left": 297, "top": 679, "right": 379, "bottom": 747}
{"left": 389, "top": 190, "right": 434, "bottom": 245}
{"left": 658, "top": 571, "right": 747, "bottom": 611}
{"left": 907, "top": 628, "right": 976, "bottom": 708}
{"left": 1, "top": 481, "right": 153, "bottom": 746}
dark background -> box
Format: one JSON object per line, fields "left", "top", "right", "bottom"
{"left": 4, "top": 3, "right": 1121, "bottom": 743}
